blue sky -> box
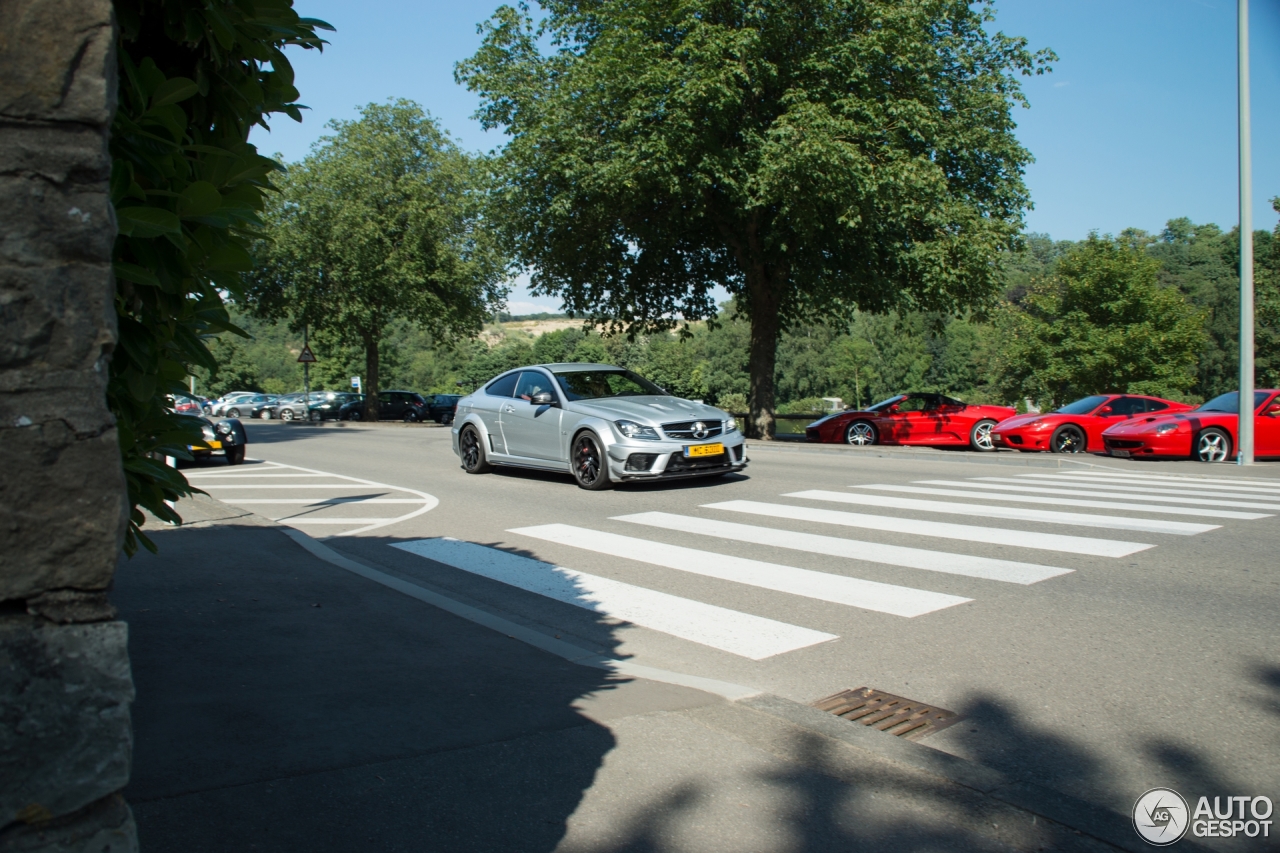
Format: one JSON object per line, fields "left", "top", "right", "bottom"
{"left": 254, "top": 1, "right": 1280, "bottom": 314}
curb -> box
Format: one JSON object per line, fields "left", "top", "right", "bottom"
{"left": 745, "top": 441, "right": 1107, "bottom": 469}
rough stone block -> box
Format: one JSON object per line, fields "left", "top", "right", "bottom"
{"left": 0, "top": 177, "right": 114, "bottom": 266}
{"left": 0, "top": 120, "right": 111, "bottom": 185}
{"left": 0, "top": 0, "right": 116, "bottom": 126}
{"left": 0, "top": 618, "right": 134, "bottom": 829}
{"left": 0, "top": 422, "right": 126, "bottom": 600}
{"left": 0, "top": 793, "right": 137, "bottom": 853}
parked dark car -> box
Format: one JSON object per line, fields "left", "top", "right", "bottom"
{"left": 338, "top": 390, "right": 429, "bottom": 422}
{"left": 309, "top": 392, "right": 362, "bottom": 421}
{"left": 425, "top": 394, "right": 461, "bottom": 424}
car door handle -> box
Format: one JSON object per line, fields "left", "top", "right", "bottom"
{"left": 502, "top": 404, "right": 515, "bottom": 413}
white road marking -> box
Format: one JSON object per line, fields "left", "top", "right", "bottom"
{"left": 1016, "top": 473, "right": 1280, "bottom": 499}
{"left": 392, "top": 538, "right": 837, "bottom": 660}
{"left": 510, "top": 524, "right": 970, "bottom": 617}
{"left": 786, "top": 490, "right": 1217, "bottom": 536}
{"left": 613, "top": 512, "right": 1072, "bottom": 585}
{"left": 703, "top": 500, "right": 1151, "bottom": 557}
{"left": 1053, "top": 470, "right": 1280, "bottom": 491}
{"left": 190, "top": 459, "right": 438, "bottom": 537}
{"left": 863, "top": 484, "right": 1269, "bottom": 520}
{"left": 182, "top": 472, "right": 336, "bottom": 478}
{"left": 952, "top": 478, "right": 1280, "bottom": 511}
{"left": 221, "top": 498, "right": 428, "bottom": 505}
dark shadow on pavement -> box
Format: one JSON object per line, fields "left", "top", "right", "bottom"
{"left": 115, "top": 521, "right": 623, "bottom": 853}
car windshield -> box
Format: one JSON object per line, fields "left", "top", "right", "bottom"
{"left": 554, "top": 370, "right": 666, "bottom": 401}
{"left": 866, "top": 395, "right": 906, "bottom": 412}
{"left": 1196, "top": 391, "right": 1270, "bottom": 413}
{"left": 1054, "top": 395, "right": 1110, "bottom": 415}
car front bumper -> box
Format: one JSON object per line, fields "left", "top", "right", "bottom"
{"left": 605, "top": 435, "right": 748, "bottom": 481}
{"left": 1101, "top": 433, "right": 1191, "bottom": 457}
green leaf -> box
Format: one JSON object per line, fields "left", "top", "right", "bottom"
{"left": 151, "top": 76, "right": 199, "bottom": 108}
{"left": 206, "top": 242, "right": 254, "bottom": 271}
{"left": 113, "top": 261, "right": 161, "bottom": 287}
{"left": 178, "top": 181, "right": 223, "bottom": 217}
{"left": 116, "top": 206, "right": 182, "bottom": 238}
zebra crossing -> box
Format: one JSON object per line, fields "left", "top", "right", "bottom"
{"left": 396, "top": 466, "right": 1280, "bottom": 661}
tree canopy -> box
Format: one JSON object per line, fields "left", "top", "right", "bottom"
{"left": 458, "top": 0, "right": 1053, "bottom": 436}
{"left": 245, "top": 100, "right": 507, "bottom": 419}
{"left": 996, "top": 234, "right": 1206, "bottom": 408}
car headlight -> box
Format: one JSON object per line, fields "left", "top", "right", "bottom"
{"left": 1155, "top": 423, "right": 1180, "bottom": 435}
{"left": 615, "top": 419, "right": 660, "bottom": 440}
{"left": 724, "top": 417, "right": 739, "bottom": 433}
{"left": 1026, "top": 419, "right": 1047, "bottom": 429}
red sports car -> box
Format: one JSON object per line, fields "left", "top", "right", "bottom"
{"left": 1101, "top": 390, "right": 1280, "bottom": 462}
{"left": 805, "top": 393, "right": 1016, "bottom": 451}
{"left": 991, "top": 394, "right": 1195, "bottom": 454}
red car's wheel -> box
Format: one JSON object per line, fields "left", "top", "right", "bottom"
{"left": 969, "top": 419, "right": 997, "bottom": 451}
{"left": 1050, "top": 424, "right": 1086, "bottom": 453}
{"left": 845, "top": 421, "right": 877, "bottom": 446}
{"left": 1195, "top": 428, "right": 1232, "bottom": 462}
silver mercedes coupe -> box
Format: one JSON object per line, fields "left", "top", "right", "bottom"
{"left": 451, "top": 363, "right": 748, "bottom": 489}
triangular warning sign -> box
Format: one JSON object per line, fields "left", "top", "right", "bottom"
{"left": 297, "top": 345, "right": 317, "bottom": 363}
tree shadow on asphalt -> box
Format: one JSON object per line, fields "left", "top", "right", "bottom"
{"left": 115, "top": 522, "right": 627, "bottom": 853}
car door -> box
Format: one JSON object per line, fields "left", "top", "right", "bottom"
{"left": 474, "top": 372, "right": 519, "bottom": 454}
{"left": 499, "top": 370, "right": 564, "bottom": 461}
{"left": 1255, "top": 393, "right": 1280, "bottom": 456}
{"left": 882, "top": 395, "right": 930, "bottom": 443}
{"left": 378, "top": 392, "right": 401, "bottom": 420}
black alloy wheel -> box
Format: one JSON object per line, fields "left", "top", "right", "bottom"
{"left": 969, "top": 419, "right": 998, "bottom": 452}
{"left": 441, "top": 412, "right": 454, "bottom": 425}
{"left": 460, "top": 426, "right": 492, "bottom": 474}
{"left": 403, "top": 411, "right": 417, "bottom": 423}
{"left": 1050, "top": 424, "right": 1086, "bottom": 453}
{"left": 572, "top": 432, "right": 613, "bottom": 490}
{"left": 844, "top": 421, "right": 877, "bottom": 446}
{"left": 1195, "top": 428, "right": 1232, "bottom": 462}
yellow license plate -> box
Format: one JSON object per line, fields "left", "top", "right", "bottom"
{"left": 191, "top": 440, "right": 222, "bottom": 450}
{"left": 685, "top": 442, "right": 724, "bottom": 458}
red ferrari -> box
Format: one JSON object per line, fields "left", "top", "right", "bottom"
{"left": 1101, "top": 390, "right": 1280, "bottom": 461}
{"left": 991, "top": 394, "right": 1195, "bottom": 454}
{"left": 804, "top": 393, "right": 1016, "bottom": 451}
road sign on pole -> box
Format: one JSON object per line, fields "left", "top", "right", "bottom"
{"left": 297, "top": 345, "right": 317, "bottom": 364}
{"left": 1238, "top": 0, "right": 1254, "bottom": 465}
{"left": 351, "top": 376, "right": 361, "bottom": 391}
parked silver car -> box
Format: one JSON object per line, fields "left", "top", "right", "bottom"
{"left": 451, "top": 363, "right": 747, "bottom": 489}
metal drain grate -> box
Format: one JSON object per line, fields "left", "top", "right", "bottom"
{"left": 813, "top": 687, "right": 961, "bottom": 741}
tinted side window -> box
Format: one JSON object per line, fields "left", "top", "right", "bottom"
{"left": 1110, "top": 397, "right": 1147, "bottom": 416}
{"left": 514, "top": 371, "right": 554, "bottom": 401}
{"left": 896, "top": 397, "right": 929, "bottom": 413}
{"left": 486, "top": 373, "right": 519, "bottom": 398}
{"left": 1144, "top": 399, "right": 1169, "bottom": 413}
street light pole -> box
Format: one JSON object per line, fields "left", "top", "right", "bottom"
{"left": 1237, "top": 0, "right": 1254, "bottom": 465}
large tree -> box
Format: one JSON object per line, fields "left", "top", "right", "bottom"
{"left": 996, "top": 234, "right": 1206, "bottom": 408}
{"left": 246, "top": 100, "right": 507, "bottom": 419}
{"left": 457, "top": 0, "right": 1052, "bottom": 436}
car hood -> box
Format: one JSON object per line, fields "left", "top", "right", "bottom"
{"left": 567, "top": 396, "right": 728, "bottom": 425}
{"left": 1102, "top": 413, "right": 1199, "bottom": 435}
{"left": 993, "top": 413, "right": 1050, "bottom": 430}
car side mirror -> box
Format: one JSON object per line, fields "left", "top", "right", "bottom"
{"left": 1098, "top": 406, "right": 1113, "bottom": 415}
{"left": 888, "top": 405, "right": 900, "bottom": 414}
{"left": 531, "top": 391, "right": 555, "bottom": 406}
{"left": 1268, "top": 404, "right": 1280, "bottom": 417}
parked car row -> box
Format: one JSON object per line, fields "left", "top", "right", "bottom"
{"left": 803, "top": 389, "right": 1280, "bottom": 462}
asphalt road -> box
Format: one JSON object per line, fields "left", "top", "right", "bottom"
{"left": 185, "top": 420, "right": 1280, "bottom": 828}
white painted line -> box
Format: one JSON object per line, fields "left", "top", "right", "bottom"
{"left": 222, "top": 499, "right": 429, "bottom": 505}
{"left": 392, "top": 538, "right": 836, "bottom": 660}
{"left": 786, "top": 490, "right": 1217, "bottom": 536}
{"left": 1014, "top": 474, "right": 1280, "bottom": 500}
{"left": 282, "top": 529, "right": 761, "bottom": 701}
{"left": 955, "top": 478, "right": 1280, "bottom": 511}
{"left": 613, "top": 512, "right": 1072, "bottom": 585}
{"left": 183, "top": 473, "right": 337, "bottom": 478}
{"left": 1053, "top": 470, "right": 1280, "bottom": 491}
{"left": 198, "top": 484, "right": 393, "bottom": 489}
{"left": 274, "top": 517, "right": 400, "bottom": 524}
{"left": 510, "top": 524, "right": 969, "bottom": 617}
{"left": 703, "top": 500, "right": 1151, "bottom": 558}
{"left": 864, "top": 484, "right": 1269, "bottom": 520}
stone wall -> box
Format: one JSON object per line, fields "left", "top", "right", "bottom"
{"left": 0, "top": 1, "right": 137, "bottom": 850}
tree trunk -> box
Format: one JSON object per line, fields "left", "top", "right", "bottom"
{"left": 746, "top": 265, "right": 782, "bottom": 440}
{"left": 364, "top": 332, "right": 380, "bottom": 422}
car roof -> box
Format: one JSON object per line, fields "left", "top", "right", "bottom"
{"left": 535, "top": 363, "right": 621, "bottom": 372}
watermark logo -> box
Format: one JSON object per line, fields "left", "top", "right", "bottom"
{"left": 1133, "top": 788, "right": 1190, "bottom": 846}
